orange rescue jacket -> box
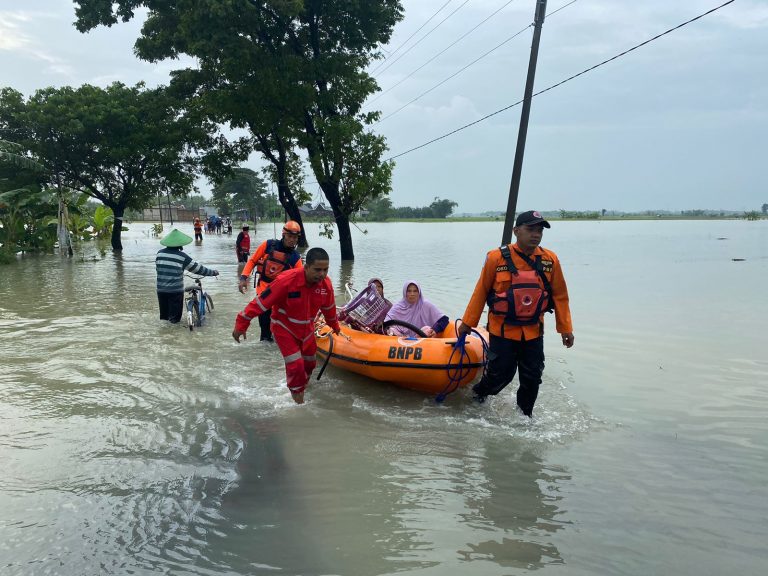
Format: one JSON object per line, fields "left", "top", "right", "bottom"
{"left": 461, "top": 243, "right": 572, "bottom": 340}
{"left": 241, "top": 239, "right": 303, "bottom": 294}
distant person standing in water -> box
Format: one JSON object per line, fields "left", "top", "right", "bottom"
{"left": 155, "top": 229, "right": 218, "bottom": 323}
{"left": 235, "top": 225, "right": 251, "bottom": 274}
{"left": 193, "top": 217, "right": 203, "bottom": 243}
{"left": 457, "top": 211, "right": 574, "bottom": 417}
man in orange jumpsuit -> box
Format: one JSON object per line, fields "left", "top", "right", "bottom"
{"left": 238, "top": 221, "right": 303, "bottom": 341}
{"left": 458, "top": 211, "right": 574, "bottom": 417}
{"left": 232, "top": 247, "right": 340, "bottom": 404}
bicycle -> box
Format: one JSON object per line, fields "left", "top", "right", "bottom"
{"left": 184, "top": 274, "right": 215, "bottom": 331}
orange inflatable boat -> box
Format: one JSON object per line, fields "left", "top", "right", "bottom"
{"left": 314, "top": 320, "right": 488, "bottom": 395}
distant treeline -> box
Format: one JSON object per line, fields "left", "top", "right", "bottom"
{"left": 363, "top": 197, "right": 458, "bottom": 221}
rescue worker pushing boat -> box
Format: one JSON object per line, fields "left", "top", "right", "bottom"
{"left": 232, "top": 247, "right": 341, "bottom": 404}
{"left": 457, "top": 210, "right": 574, "bottom": 417}
{"left": 238, "top": 221, "right": 303, "bottom": 341}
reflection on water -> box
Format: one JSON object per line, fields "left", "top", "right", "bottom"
{"left": 1, "top": 220, "right": 767, "bottom": 575}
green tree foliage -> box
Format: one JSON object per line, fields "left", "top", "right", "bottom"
{"left": 428, "top": 197, "right": 458, "bottom": 219}
{"left": 366, "top": 197, "right": 394, "bottom": 221}
{"left": 0, "top": 83, "right": 221, "bottom": 251}
{"left": 367, "top": 197, "right": 458, "bottom": 220}
{"left": 212, "top": 168, "right": 284, "bottom": 223}
{"left": 72, "top": 0, "right": 404, "bottom": 260}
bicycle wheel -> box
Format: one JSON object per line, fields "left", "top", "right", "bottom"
{"left": 205, "top": 293, "right": 214, "bottom": 312}
{"left": 191, "top": 295, "right": 201, "bottom": 329}
{"left": 186, "top": 299, "right": 195, "bottom": 331}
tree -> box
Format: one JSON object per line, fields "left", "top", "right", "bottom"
{"left": 212, "top": 168, "right": 270, "bottom": 221}
{"left": 429, "top": 197, "right": 458, "bottom": 219}
{"left": 73, "top": 0, "right": 404, "bottom": 260}
{"left": 0, "top": 83, "right": 219, "bottom": 250}
{"left": 367, "top": 197, "right": 394, "bottom": 221}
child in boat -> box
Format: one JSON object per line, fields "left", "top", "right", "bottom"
{"left": 385, "top": 281, "right": 449, "bottom": 338}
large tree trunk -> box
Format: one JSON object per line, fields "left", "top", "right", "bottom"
{"left": 320, "top": 181, "right": 354, "bottom": 261}
{"left": 277, "top": 180, "right": 308, "bottom": 248}
{"left": 111, "top": 204, "right": 125, "bottom": 251}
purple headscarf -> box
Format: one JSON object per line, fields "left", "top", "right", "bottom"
{"left": 385, "top": 281, "right": 444, "bottom": 337}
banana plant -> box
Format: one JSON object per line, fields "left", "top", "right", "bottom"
{"left": 91, "top": 204, "right": 115, "bottom": 238}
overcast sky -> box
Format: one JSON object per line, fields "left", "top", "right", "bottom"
{"left": 1, "top": 0, "right": 766, "bottom": 213}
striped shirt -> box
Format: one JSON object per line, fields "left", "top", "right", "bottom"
{"left": 155, "top": 247, "right": 216, "bottom": 293}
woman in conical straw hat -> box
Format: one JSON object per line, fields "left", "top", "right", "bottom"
{"left": 156, "top": 228, "right": 219, "bottom": 323}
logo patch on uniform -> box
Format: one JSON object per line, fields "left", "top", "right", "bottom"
{"left": 315, "top": 288, "right": 327, "bottom": 295}
{"left": 496, "top": 265, "right": 509, "bottom": 272}
{"left": 287, "top": 291, "right": 301, "bottom": 298}
{"left": 541, "top": 259, "right": 553, "bottom": 273}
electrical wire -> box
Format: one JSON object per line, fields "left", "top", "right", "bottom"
{"left": 375, "top": 0, "right": 473, "bottom": 78}
{"left": 368, "top": 0, "right": 520, "bottom": 107}
{"left": 370, "top": 0, "right": 455, "bottom": 75}
{"left": 384, "top": 0, "right": 736, "bottom": 161}
{"left": 375, "top": 0, "right": 579, "bottom": 124}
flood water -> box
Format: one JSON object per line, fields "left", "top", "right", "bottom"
{"left": 1, "top": 219, "right": 767, "bottom": 575}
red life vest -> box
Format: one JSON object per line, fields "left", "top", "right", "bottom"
{"left": 487, "top": 245, "right": 553, "bottom": 326}
{"left": 236, "top": 231, "right": 250, "bottom": 253}
{"left": 256, "top": 239, "right": 301, "bottom": 283}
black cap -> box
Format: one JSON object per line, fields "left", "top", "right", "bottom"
{"left": 515, "top": 210, "right": 550, "bottom": 228}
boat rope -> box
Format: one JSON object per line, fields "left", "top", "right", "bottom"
{"left": 435, "top": 321, "right": 489, "bottom": 403}
{"left": 316, "top": 333, "right": 334, "bottom": 381}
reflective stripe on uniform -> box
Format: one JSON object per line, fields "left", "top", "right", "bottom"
{"left": 277, "top": 308, "right": 311, "bottom": 324}
{"left": 283, "top": 351, "right": 302, "bottom": 364}
{"left": 302, "top": 355, "right": 316, "bottom": 362}
{"left": 271, "top": 319, "right": 299, "bottom": 339}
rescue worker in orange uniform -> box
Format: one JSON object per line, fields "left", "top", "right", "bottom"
{"left": 193, "top": 217, "right": 203, "bottom": 243}
{"left": 458, "top": 211, "right": 574, "bottom": 417}
{"left": 232, "top": 247, "right": 341, "bottom": 404}
{"left": 238, "top": 220, "right": 303, "bottom": 341}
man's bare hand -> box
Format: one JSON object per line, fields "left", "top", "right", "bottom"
{"left": 457, "top": 321, "right": 472, "bottom": 337}
{"left": 237, "top": 280, "right": 248, "bottom": 294}
{"left": 232, "top": 329, "right": 247, "bottom": 343}
{"left": 561, "top": 332, "right": 574, "bottom": 348}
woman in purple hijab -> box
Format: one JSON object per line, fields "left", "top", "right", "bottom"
{"left": 384, "top": 281, "right": 449, "bottom": 338}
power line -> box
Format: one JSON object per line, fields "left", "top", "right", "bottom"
{"left": 375, "top": 0, "right": 473, "bottom": 77}
{"left": 368, "top": 0, "right": 520, "bottom": 107}
{"left": 370, "top": 0, "right": 454, "bottom": 75}
{"left": 377, "top": 25, "right": 532, "bottom": 123}
{"left": 385, "top": 0, "right": 736, "bottom": 161}
{"left": 375, "top": 0, "right": 579, "bottom": 124}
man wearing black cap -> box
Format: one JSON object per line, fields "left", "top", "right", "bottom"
{"left": 457, "top": 210, "right": 574, "bottom": 417}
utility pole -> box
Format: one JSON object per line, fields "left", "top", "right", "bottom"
{"left": 501, "top": 0, "right": 547, "bottom": 245}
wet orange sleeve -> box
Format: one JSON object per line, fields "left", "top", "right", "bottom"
{"left": 242, "top": 242, "right": 267, "bottom": 277}
{"left": 548, "top": 254, "right": 573, "bottom": 334}
{"left": 461, "top": 251, "right": 497, "bottom": 327}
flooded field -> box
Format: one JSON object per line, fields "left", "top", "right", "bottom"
{"left": 1, "top": 219, "right": 767, "bottom": 575}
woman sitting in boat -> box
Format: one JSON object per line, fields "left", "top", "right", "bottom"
{"left": 385, "top": 281, "right": 449, "bottom": 338}
{"left": 368, "top": 277, "right": 385, "bottom": 298}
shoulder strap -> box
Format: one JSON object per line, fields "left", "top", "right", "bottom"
{"left": 499, "top": 245, "right": 518, "bottom": 274}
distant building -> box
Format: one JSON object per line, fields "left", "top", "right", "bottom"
{"left": 299, "top": 202, "right": 334, "bottom": 217}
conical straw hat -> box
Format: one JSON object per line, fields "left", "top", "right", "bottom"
{"left": 159, "top": 228, "right": 193, "bottom": 247}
